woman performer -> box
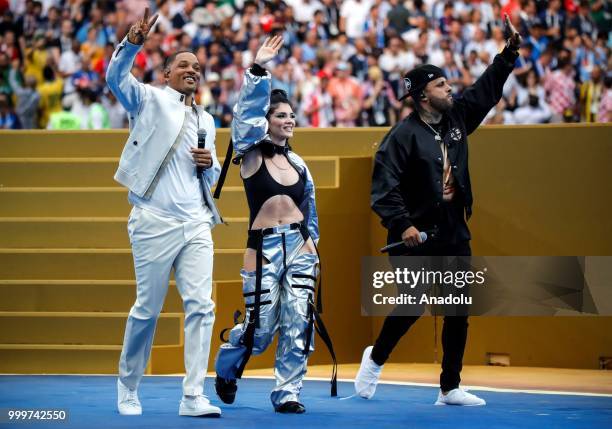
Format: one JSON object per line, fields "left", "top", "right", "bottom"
{"left": 214, "top": 36, "right": 332, "bottom": 414}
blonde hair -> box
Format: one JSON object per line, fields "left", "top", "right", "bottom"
{"left": 368, "top": 66, "right": 382, "bottom": 82}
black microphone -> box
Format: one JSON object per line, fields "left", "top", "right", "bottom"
{"left": 197, "top": 128, "right": 207, "bottom": 177}
{"left": 381, "top": 231, "right": 428, "bottom": 253}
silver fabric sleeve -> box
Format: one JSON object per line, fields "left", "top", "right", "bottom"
{"left": 231, "top": 69, "right": 272, "bottom": 156}
{"left": 288, "top": 152, "right": 320, "bottom": 244}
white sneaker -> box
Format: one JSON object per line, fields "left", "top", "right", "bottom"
{"left": 117, "top": 378, "right": 142, "bottom": 415}
{"left": 435, "top": 388, "right": 486, "bottom": 406}
{"left": 354, "top": 346, "right": 383, "bottom": 399}
{"left": 179, "top": 395, "right": 222, "bottom": 417}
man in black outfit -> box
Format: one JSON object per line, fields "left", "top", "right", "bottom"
{"left": 354, "top": 15, "right": 522, "bottom": 406}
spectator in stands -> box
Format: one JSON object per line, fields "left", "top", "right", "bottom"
{"left": 206, "top": 85, "right": 232, "bottom": 128}
{"left": 362, "top": 65, "right": 401, "bottom": 126}
{"left": 514, "top": 42, "right": 535, "bottom": 78}
{"left": 363, "top": 3, "right": 385, "bottom": 48}
{"left": 7, "top": 58, "right": 39, "bottom": 129}
{"left": 0, "top": 92, "right": 20, "bottom": 128}
{"left": 1, "top": 30, "right": 20, "bottom": 61}
{"left": 58, "top": 40, "right": 81, "bottom": 94}
{"left": 82, "top": 88, "right": 110, "bottom": 130}
{"left": 0, "top": 52, "right": 10, "bottom": 96}
{"left": 321, "top": 0, "right": 341, "bottom": 38}
{"left": 379, "top": 35, "right": 416, "bottom": 94}
{"left": 513, "top": 69, "right": 552, "bottom": 124}
{"left": 57, "top": 19, "right": 75, "bottom": 54}
{"left": 387, "top": 0, "right": 411, "bottom": 36}
{"left": 570, "top": 0, "right": 596, "bottom": 36}
{"left": 302, "top": 69, "right": 335, "bottom": 127}
{"left": 441, "top": 48, "right": 468, "bottom": 95}
{"left": 544, "top": 49, "right": 577, "bottom": 122}
{"left": 37, "top": 63, "right": 63, "bottom": 128}
{"left": 579, "top": 65, "right": 605, "bottom": 122}
{"left": 23, "top": 31, "right": 49, "bottom": 85}
{"left": 70, "top": 54, "right": 101, "bottom": 94}
{"left": 101, "top": 88, "right": 127, "bottom": 129}
{"left": 597, "top": 75, "right": 612, "bottom": 123}
{"left": 286, "top": 0, "right": 324, "bottom": 24}
{"left": 340, "top": 0, "right": 372, "bottom": 40}
{"left": 328, "top": 61, "right": 363, "bottom": 126}
{"left": 540, "top": 0, "right": 565, "bottom": 43}
{"left": 47, "top": 97, "right": 81, "bottom": 130}
{"left": 219, "top": 68, "right": 237, "bottom": 105}
{"left": 348, "top": 37, "right": 369, "bottom": 81}
{"left": 0, "top": 0, "right": 609, "bottom": 128}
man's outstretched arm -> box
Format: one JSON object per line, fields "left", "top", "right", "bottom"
{"left": 106, "top": 8, "right": 158, "bottom": 114}
{"left": 454, "top": 14, "right": 521, "bottom": 134}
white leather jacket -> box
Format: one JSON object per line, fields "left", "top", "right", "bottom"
{"left": 106, "top": 37, "right": 222, "bottom": 224}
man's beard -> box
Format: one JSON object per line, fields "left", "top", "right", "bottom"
{"left": 429, "top": 95, "right": 453, "bottom": 112}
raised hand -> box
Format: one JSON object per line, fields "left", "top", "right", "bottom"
{"left": 504, "top": 13, "right": 522, "bottom": 51}
{"left": 254, "top": 35, "right": 284, "bottom": 67}
{"left": 127, "top": 7, "right": 159, "bottom": 45}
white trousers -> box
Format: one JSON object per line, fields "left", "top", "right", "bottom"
{"left": 118, "top": 206, "right": 215, "bottom": 396}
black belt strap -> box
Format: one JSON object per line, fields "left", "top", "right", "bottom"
{"left": 219, "top": 310, "right": 244, "bottom": 343}
{"left": 213, "top": 138, "right": 235, "bottom": 199}
{"left": 303, "top": 297, "right": 315, "bottom": 356}
{"left": 235, "top": 234, "right": 264, "bottom": 378}
{"left": 313, "top": 304, "right": 338, "bottom": 397}
{"left": 313, "top": 240, "right": 323, "bottom": 313}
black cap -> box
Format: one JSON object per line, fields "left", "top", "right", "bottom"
{"left": 399, "top": 64, "right": 446, "bottom": 101}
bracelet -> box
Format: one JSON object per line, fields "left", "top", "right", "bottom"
{"left": 250, "top": 63, "right": 267, "bottom": 76}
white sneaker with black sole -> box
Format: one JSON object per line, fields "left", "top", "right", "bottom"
{"left": 179, "top": 395, "right": 221, "bottom": 417}
{"left": 435, "top": 388, "right": 486, "bottom": 406}
{"left": 354, "top": 346, "right": 383, "bottom": 399}
{"left": 117, "top": 378, "right": 142, "bottom": 415}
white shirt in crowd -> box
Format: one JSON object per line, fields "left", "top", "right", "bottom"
{"left": 102, "top": 96, "right": 128, "bottom": 129}
{"left": 379, "top": 50, "right": 417, "bottom": 81}
{"left": 67, "top": 94, "right": 89, "bottom": 129}
{"left": 340, "top": 0, "right": 373, "bottom": 39}
{"left": 285, "top": 0, "right": 324, "bottom": 24}
{"left": 129, "top": 105, "right": 213, "bottom": 224}
{"left": 58, "top": 50, "right": 82, "bottom": 94}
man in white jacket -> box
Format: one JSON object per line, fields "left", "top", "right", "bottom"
{"left": 106, "top": 8, "right": 222, "bottom": 417}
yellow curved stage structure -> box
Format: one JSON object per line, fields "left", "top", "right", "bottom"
{"left": 0, "top": 124, "right": 610, "bottom": 374}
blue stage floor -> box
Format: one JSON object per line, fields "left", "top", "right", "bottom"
{"left": 0, "top": 375, "right": 611, "bottom": 429}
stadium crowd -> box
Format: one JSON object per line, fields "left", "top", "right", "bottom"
{"left": 0, "top": 0, "right": 610, "bottom": 129}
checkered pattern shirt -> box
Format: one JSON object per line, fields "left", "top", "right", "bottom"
{"left": 544, "top": 70, "right": 576, "bottom": 115}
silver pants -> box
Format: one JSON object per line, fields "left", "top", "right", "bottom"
{"left": 215, "top": 224, "right": 318, "bottom": 407}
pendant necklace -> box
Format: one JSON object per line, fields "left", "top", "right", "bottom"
{"left": 424, "top": 121, "right": 442, "bottom": 141}
{"left": 268, "top": 155, "right": 290, "bottom": 171}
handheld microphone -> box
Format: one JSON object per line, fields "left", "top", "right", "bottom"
{"left": 381, "top": 231, "right": 428, "bottom": 253}
{"left": 197, "top": 128, "right": 207, "bottom": 177}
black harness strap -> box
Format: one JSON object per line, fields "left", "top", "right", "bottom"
{"left": 235, "top": 233, "right": 264, "bottom": 379}
{"left": 296, "top": 232, "right": 335, "bottom": 397}
{"left": 219, "top": 310, "right": 244, "bottom": 343}
{"left": 303, "top": 297, "right": 315, "bottom": 356}
{"left": 313, "top": 241, "right": 324, "bottom": 313}
{"left": 213, "top": 139, "right": 236, "bottom": 199}
{"left": 313, "top": 305, "right": 338, "bottom": 397}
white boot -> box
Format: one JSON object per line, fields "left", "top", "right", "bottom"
{"left": 354, "top": 346, "right": 383, "bottom": 399}
{"left": 435, "top": 388, "right": 486, "bottom": 406}
{"left": 117, "top": 378, "right": 142, "bottom": 415}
